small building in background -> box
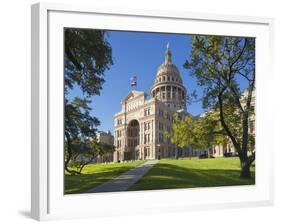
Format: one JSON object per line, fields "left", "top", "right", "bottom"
{"left": 96, "top": 131, "right": 114, "bottom": 163}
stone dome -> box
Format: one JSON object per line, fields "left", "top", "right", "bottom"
{"left": 154, "top": 47, "right": 183, "bottom": 85}
{"left": 150, "top": 44, "right": 187, "bottom": 112}
{"left": 155, "top": 63, "right": 183, "bottom": 84}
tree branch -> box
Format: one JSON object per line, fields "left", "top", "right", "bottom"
{"left": 229, "top": 38, "right": 248, "bottom": 70}
{"left": 218, "top": 87, "right": 241, "bottom": 152}
{"left": 237, "top": 71, "right": 253, "bottom": 82}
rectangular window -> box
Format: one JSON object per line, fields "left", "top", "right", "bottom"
{"left": 158, "top": 109, "right": 164, "bottom": 117}
{"left": 117, "top": 140, "right": 122, "bottom": 148}
{"left": 167, "top": 114, "right": 171, "bottom": 120}
{"left": 159, "top": 133, "right": 164, "bottom": 143}
{"left": 144, "top": 121, "right": 150, "bottom": 131}
{"left": 144, "top": 134, "right": 150, "bottom": 144}
{"left": 117, "top": 119, "right": 122, "bottom": 125}
{"left": 159, "top": 122, "right": 164, "bottom": 131}
{"left": 144, "top": 108, "right": 151, "bottom": 116}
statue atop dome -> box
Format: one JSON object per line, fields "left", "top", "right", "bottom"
{"left": 165, "top": 42, "right": 172, "bottom": 64}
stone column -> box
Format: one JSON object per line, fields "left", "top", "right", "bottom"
{"left": 140, "top": 122, "right": 143, "bottom": 145}
{"left": 151, "top": 119, "right": 154, "bottom": 143}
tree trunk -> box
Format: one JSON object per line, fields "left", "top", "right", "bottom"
{"left": 64, "top": 133, "right": 81, "bottom": 175}
{"left": 65, "top": 165, "right": 80, "bottom": 175}
{"left": 175, "top": 145, "right": 179, "bottom": 160}
{"left": 218, "top": 89, "right": 242, "bottom": 153}
{"left": 79, "top": 164, "right": 87, "bottom": 174}
{"left": 78, "top": 158, "right": 94, "bottom": 174}
{"left": 240, "top": 161, "right": 251, "bottom": 178}
{"left": 64, "top": 134, "right": 72, "bottom": 170}
{"left": 239, "top": 112, "right": 252, "bottom": 179}
{"left": 218, "top": 90, "right": 254, "bottom": 179}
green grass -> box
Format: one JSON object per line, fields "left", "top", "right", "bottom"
{"left": 65, "top": 160, "right": 144, "bottom": 194}
{"left": 128, "top": 157, "right": 255, "bottom": 191}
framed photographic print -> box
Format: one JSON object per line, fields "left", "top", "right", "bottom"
{"left": 31, "top": 2, "right": 274, "bottom": 221}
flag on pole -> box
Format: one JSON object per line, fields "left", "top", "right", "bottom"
{"left": 130, "top": 75, "right": 137, "bottom": 87}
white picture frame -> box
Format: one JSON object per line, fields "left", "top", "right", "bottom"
{"left": 31, "top": 2, "right": 275, "bottom": 221}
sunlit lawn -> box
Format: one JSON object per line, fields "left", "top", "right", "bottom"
{"left": 129, "top": 157, "right": 255, "bottom": 191}
{"left": 65, "top": 160, "right": 144, "bottom": 194}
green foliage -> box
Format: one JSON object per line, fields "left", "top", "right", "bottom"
{"left": 65, "top": 97, "right": 100, "bottom": 140}
{"left": 64, "top": 28, "right": 113, "bottom": 173}
{"left": 167, "top": 113, "right": 200, "bottom": 148}
{"left": 167, "top": 111, "right": 229, "bottom": 151}
{"left": 64, "top": 28, "right": 113, "bottom": 96}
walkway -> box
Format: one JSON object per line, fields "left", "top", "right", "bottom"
{"left": 87, "top": 160, "right": 159, "bottom": 193}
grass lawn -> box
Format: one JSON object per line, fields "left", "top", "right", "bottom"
{"left": 128, "top": 157, "right": 255, "bottom": 191}
{"left": 65, "top": 160, "right": 144, "bottom": 194}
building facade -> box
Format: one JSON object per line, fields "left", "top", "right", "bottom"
{"left": 113, "top": 46, "right": 188, "bottom": 161}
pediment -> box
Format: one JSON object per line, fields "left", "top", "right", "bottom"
{"left": 123, "top": 90, "right": 145, "bottom": 102}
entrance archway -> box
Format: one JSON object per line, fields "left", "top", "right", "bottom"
{"left": 125, "top": 119, "right": 140, "bottom": 160}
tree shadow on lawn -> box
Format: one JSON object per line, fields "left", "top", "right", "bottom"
{"left": 129, "top": 163, "right": 255, "bottom": 191}
{"left": 65, "top": 165, "right": 139, "bottom": 194}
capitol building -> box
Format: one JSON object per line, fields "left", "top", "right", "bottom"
{"left": 112, "top": 45, "right": 254, "bottom": 162}
{"left": 113, "top": 46, "right": 189, "bottom": 162}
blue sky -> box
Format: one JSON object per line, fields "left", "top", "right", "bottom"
{"left": 68, "top": 31, "right": 206, "bottom": 133}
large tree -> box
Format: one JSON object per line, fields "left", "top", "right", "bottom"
{"left": 185, "top": 36, "right": 255, "bottom": 178}
{"left": 64, "top": 28, "right": 113, "bottom": 173}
